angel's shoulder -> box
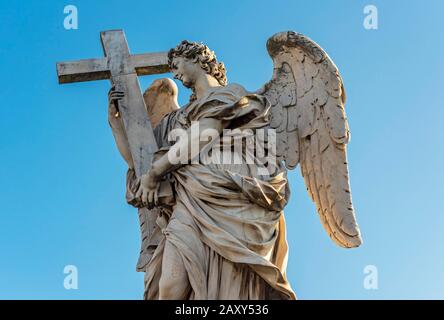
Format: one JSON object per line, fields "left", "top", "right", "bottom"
{"left": 209, "top": 83, "right": 247, "bottom": 98}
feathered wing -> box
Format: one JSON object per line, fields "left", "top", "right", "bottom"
{"left": 143, "top": 78, "right": 180, "bottom": 129}
{"left": 259, "top": 31, "right": 362, "bottom": 248}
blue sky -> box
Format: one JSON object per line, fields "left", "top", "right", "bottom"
{"left": 0, "top": 0, "right": 443, "bottom": 299}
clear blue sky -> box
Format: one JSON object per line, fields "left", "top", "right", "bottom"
{"left": 1, "top": 0, "right": 443, "bottom": 299}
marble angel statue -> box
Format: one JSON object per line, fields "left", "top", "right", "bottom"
{"left": 107, "top": 31, "right": 362, "bottom": 300}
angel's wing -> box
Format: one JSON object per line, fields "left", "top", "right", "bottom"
{"left": 143, "top": 78, "right": 180, "bottom": 128}
{"left": 258, "top": 31, "right": 362, "bottom": 248}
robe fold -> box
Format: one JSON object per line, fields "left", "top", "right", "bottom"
{"left": 127, "top": 83, "right": 296, "bottom": 300}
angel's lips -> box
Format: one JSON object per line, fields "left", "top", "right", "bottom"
{"left": 175, "top": 74, "right": 192, "bottom": 88}
{"left": 181, "top": 79, "right": 193, "bottom": 88}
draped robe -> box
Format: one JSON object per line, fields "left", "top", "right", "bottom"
{"left": 127, "top": 83, "right": 296, "bottom": 300}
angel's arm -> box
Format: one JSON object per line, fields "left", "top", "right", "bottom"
{"left": 150, "top": 117, "right": 226, "bottom": 180}
{"left": 108, "top": 87, "right": 134, "bottom": 169}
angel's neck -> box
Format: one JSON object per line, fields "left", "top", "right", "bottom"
{"left": 193, "top": 74, "right": 222, "bottom": 100}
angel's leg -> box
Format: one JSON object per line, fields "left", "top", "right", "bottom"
{"left": 158, "top": 239, "right": 191, "bottom": 299}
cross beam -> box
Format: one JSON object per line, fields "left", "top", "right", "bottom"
{"left": 57, "top": 38, "right": 169, "bottom": 84}
{"left": 57, "top": 29, "right": 169, "bottom": 176}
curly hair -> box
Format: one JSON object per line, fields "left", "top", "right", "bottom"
{"left": 168, "top": 40, "right": 227, "bottom": 87}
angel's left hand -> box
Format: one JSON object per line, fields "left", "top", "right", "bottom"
{"left": 136, "top": 170, "right": 161, "bottom": 209}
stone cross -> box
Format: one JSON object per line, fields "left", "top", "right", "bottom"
{"left": 57, "top": 29, "right": 168, "bottom": 176}
{"left": 56, "top": 29, "right": 170, "bottom": 270}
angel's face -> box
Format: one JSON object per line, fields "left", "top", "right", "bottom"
{"left": 170, "top": 57, "right": 200, "bottom": 89}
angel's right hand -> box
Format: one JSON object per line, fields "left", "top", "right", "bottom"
{"left": 108, "top": 85, "right": 125, "bottom": 109}
{"left": 108, "top": 86, "right": 125, "bottom": 129}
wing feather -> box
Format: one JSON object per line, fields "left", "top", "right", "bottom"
{"left": 286, "top": 130, "right": 299, "bottom": 169}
